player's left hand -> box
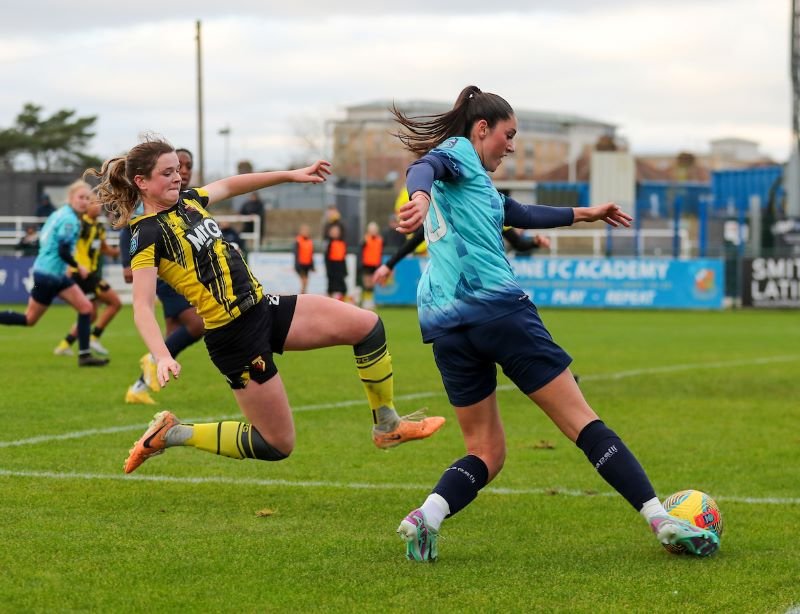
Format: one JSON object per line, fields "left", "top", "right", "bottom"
{"left": 293, "top": 160, "right": 332, "bottom": 184}
{"left": 575, "top": 203, "right": 633, "bottom": 228}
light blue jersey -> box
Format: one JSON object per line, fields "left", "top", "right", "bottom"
{"left": 33, "top": 205, "right": 81, "bottom": 277}
{"left": 418, "top": 137, "right": 527, "bottom": 341}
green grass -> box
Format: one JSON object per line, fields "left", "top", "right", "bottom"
{"left": 1, "top": 304, "right": 798, "bottom": 613}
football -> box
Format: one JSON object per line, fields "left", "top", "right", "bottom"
{"left": 661, "top": 489, "right": 723, "bottom": 554}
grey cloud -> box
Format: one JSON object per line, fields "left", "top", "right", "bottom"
{"left": 0, "top": 0, "right": 723, "bottom": 35}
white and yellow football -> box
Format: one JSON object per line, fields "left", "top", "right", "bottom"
{"left": 661, "top": 489, "right": 724, "bottom": 554}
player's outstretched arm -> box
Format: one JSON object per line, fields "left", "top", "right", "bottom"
{"left": 203, "top": 160, "right": 332, "bottom": 205}
{"left": 131, "top": 267, "right": 181, "bottom": 387}
{"left": 573, "top": 203, "right": 632, "bottom": 228}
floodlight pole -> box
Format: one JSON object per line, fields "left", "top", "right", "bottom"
{"left": 196, "top": 19, "right": 205, "bottom": 185}
{"left": 787, "top": 1, "right": 800, "bottom": 216}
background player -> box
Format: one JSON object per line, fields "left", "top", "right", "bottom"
{"left": 54, "top": 192, "right": 121, "bottom": 357}
{"left": 0, "top": 180, "right": 108, "bottom": 367}
{"left": 372, "top": 225, "right": 550, "bottom": 287}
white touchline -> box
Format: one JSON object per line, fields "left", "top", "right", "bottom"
{"left": 1, "top": 355, "right": 799, "bottom": 508}
{"left": 1, "top": 354, "right": 798, "bottom": 450}
{"left": 0, "top": 468, "right": 797, "bottom": 506}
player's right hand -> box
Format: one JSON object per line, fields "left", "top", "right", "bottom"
{"left": 396, "top": 191, "right": 430, "bottom": 233}
{"left": 156, "top": 356, "right": 181, "bottom": 387}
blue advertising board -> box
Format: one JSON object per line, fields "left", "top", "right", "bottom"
{"left": 0, "top": 256, "right": 35, "bottom": 303}
{"left": 376, "top": 256, "right": 724, "bottom": 310}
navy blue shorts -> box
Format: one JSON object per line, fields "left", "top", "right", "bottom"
{"left": 431, "top": 301, "right": 572, "bottom": 407}
{"left": 30, "top": 272, "right": 75, "bottom": 306}
{"left": 156, "top": 279, "right": 192, "bottom": 319}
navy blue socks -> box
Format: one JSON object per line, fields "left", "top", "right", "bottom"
{"left": 576, "top": 419, "right": 656, "bottom": 511}
{"left": 0, "top": 311, "right": 27, "bottom": 325}
{"left": 165, "top": 324, "right": 200, "bottom": 358}
{"left": 432, "top": 454, "right": 490, "bottom": 517}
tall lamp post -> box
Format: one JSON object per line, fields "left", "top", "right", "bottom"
{"left": 195, "top": 20, "right": 205, "bottom": 185}
{"left": 218, "top": 125, "right": 231, "bottom": 175}
{"left": 359, "top": 126, "right": 367, "bottom": 238}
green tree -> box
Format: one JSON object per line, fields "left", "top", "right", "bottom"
{"left": 0, "top": 126, "right": 29, "bottom": 171}
{"left": 0, "top": 103, "right": 102, "bottom": 171}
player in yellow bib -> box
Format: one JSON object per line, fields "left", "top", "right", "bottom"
{"left": 53, "top": 192, "right": 121, "bottom": 357}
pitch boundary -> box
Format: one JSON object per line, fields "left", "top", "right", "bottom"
{"left": 0, "top": 468, "right": 797, "bottom": 506}
{"left": 1, "top": 353, "right": 797, "bottom": 450}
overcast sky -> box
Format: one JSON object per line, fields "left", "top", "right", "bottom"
{"left": 0, "top": 1, "right": 790, "bottom": 178}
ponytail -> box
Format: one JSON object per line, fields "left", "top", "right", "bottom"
{"left": 84, "top": 135, "right": 174, "bottom": 229}
{"left": 391, "top": 85, "right": 513, "bottom": 156}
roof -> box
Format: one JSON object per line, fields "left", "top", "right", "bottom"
{"left": 535, "top": 153, "right": 704, "bottom": 182}
{"left": 345, "top": 99, "right": 615, "bottom": 130}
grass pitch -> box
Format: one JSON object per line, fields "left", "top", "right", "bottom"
{"left": 0, "top": 304, "right": 798, "bottom": 612}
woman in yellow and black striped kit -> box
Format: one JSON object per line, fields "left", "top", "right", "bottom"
{"left": 86, "top": 136, "right": 445, "bottom": 474}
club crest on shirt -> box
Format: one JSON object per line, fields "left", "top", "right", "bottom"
{"left": 129, "top": 229, "right": 139, "bottom": 256}
{"left": 183, "top": 200, "right": 202, "bottom": 214}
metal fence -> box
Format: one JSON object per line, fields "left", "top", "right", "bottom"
{"left": 0, "top": 214, "right": 261, "bottom": 252}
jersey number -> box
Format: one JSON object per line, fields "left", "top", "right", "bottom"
{"left": 423, "top": 196, "right": 447, "bottom": 244}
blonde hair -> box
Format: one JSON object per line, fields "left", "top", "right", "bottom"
{"left": 84, "top": 135, "right": 174, "bottom": 228}
{"left": 67, "top": 179, "right": 91, "bottom": 201}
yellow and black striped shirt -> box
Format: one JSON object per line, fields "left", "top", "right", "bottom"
{"left": 129, "top": 188, "right": 264, "bottom": 329}
{"left": 72, "top": 214, "right": 105, "bottom": 274}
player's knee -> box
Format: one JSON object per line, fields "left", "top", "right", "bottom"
{"left": 468, "top": 446, "right": 505, "bottom": 480}
{"left": 487, "top": 449, "right": 506, "bottom": 479}
{"left": 354, "top": 314, "right": 383, "bottom": 351}
{"left": 241, "top": 423, "right": 294, "bottom": 461}
{"left": 182, "top": 312, "right": 205, "bottom": 338}
{"left": 266, "top": 433, "right": 294, "bottom": 459}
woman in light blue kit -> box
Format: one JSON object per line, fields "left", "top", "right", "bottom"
{"left": 0, "top": 180, "right": 108, "bottom": 367}
{"left": 391, "top": 85, "right": 718, "bottom": 562}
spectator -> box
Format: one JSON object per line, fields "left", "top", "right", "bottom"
{"left": 293, "top": 223, "right": 315, "bottom": 294}
{"left": 325, "top": 223, "right": 348, "bottom": 300}
{"left": 359, "top": 221, "right": 383, "bottom": 309}
{"left": 220, "top": 221, "right": 247, "bottom": 261}
{"left": 35, "top": 194, "right": 56, "bottom": 224}
{"left": 16, "top": 225, "right": 40, "bottom": 256}
{"left": 322, "top": 204, "right": 345, "bottom": 241}
{"left": 240, "top": 192, "right": 264, "bottom": 239}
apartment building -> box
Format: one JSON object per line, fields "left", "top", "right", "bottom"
{"left": 329, "top": 99, "right": 617, "bottom": 188}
